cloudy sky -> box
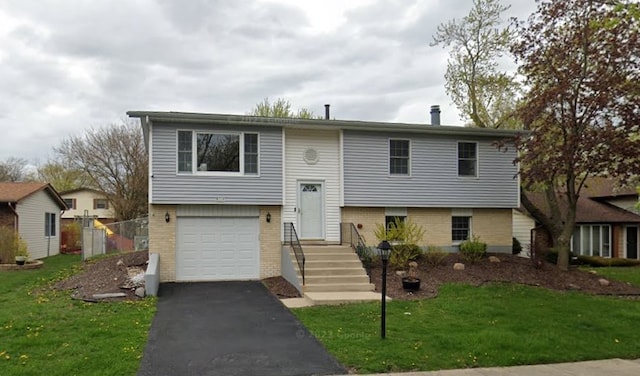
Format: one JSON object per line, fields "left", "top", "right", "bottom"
{"left": 0, "top": 0, "right": 537, "bottom": 163}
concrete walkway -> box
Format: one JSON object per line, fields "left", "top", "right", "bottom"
{"left": 348, "top": 358, "right": 640, "bottom": 376}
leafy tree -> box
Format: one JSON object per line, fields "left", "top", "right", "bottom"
{"left": 55, "top": 120, "right": 148, "bottom": 221}
{"left": 36, "top": 161, "right": 89, "bottom": 192}
{"left": 248, "top": 97, "right": 321, "bottom": 119}
{"left": 0, "top": 157, "right": 30, "bottom": 182}
{"left": 431, "top": 0, "right": 520, "bottom": 128}
{"left": 512, "top": 0, "right": 640, "bottom": 270}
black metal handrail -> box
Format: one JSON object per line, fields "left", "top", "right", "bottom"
{"left": 284, "top": 222, "right": 305, "bottom": 285}
{"left": 340, "top": 222, "right": 367, "bottom": 257}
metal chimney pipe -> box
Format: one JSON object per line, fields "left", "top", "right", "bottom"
{"left": 430, "top": 105, "right": 441, "bottom": 125}
{"left": 324, "top": 104, "right": 330, "bottom": 120}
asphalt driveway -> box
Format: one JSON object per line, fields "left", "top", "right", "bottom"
{"left": 137, "top": 281, "right": 346, "bottom": 376}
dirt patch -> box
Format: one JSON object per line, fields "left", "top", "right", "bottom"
{"left": 368, "top": 253, "right": 640, "bottom": 300}
{"left": 263, "top": 276, "right": 301, "bottom": 298}
{"left": 53, "top": 251, "right": 149, "bottom": 301}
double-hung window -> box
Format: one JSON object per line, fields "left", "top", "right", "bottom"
{"left": 45, "top": 212, "right": 56, "bottom": 237}
{"left": 458, "top": 142, "right": 477, "bottom": 177}
{"left": 178, "top": 131, "right": 259, "bottom": 175}
{"left": 452, "top": 216, "right": 471, "bottom": 242}
{"left": 389, "top": 139, "right": 410, "bottom": 175}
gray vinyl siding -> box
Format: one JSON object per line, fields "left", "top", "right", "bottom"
{"left": 150, "top": 121, "right": 282, "bottom": 204}
{"left": 343, "top": 130, "right": 518, "bottom": 207}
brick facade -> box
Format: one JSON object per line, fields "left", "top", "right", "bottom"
{"left": 148, "top": 204, "right": 283, "bottom": 282}
{"left": 148, "top": 204, "right": 177, "bottom": 282}
{"left": 259, "top": 206, "right": 282, "bottom": 278}
{"left": 341, "top": 206, "right": 513, "bottom": 250}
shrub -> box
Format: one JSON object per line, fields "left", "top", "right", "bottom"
{"left": 575, "top": 255, "right": 640, "bottom": 267}
{"left": 0, "top": 227, "right": 29, "bottom": 263}
{"left": 544, "top": 248, "right": 577, "bottom": 265}
{"left": 356, "top": 244, "right": 378, "bottom": 270}
{"left": 424, "top": 245, "right": 448, "bottom": 266}
{"left": 459, "top": 236, "right": 487, "bottom": 263}
{"left": 374, "top": 217, "right": 425, "bottom": 245}
{"left": 61, "top": 222, "right": 82, "bottom": 251}
{"left": 512, "top": 237, "right": 522, "bottom": 255}
{"left": 389, "top": 243, "right": 422, "bottom": 270}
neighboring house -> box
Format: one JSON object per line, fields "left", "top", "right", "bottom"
{"left": 59, "top": 188, "right": 114, "bottom": 224}
{"left": 128, "top": 110, "right": 521, "bottom": 283}
{"left": 0, "top": 182, "right": 67, "bottom": 259}
{"left": 524, "top": 178, "right": 640, "bottom": 260}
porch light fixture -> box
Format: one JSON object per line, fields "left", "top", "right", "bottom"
{"left": 266, "top": 212, "right": 272, "bottom": 223}
{"left": 378, "top": 240, "right": 392, "bottom": 339}
{"left": 165, "top": 211, "right": 170, "bottom": 223}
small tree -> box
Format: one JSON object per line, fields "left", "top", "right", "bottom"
{"left": 247, "top": 97, "right": 322, "bottom": 119}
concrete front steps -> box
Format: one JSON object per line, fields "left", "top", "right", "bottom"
{"left": 292, "top": 245, "right": 384, "bottom": 306}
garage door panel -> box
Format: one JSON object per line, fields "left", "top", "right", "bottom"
{"left": 176, "top": 217, "right": 259, "bottom": 281}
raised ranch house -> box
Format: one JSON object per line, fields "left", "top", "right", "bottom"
{"left": 0, "top": 182, "right": 67, "bottom": 260}
{"left": 59, "top": 187, "right": 115, "bottom": 225}
{"left": 128, "top": 109, "right": 521, "bottom": 290}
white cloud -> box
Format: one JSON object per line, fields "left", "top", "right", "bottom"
{"left": 0, "top": 0, "right": 538, "bottom": 162}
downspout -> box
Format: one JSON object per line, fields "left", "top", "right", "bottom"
{"left": 8, "top": 202, "right": 18, "bottom": 232}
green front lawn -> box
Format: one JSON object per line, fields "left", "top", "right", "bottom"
{"left": 0, "top": 254, "right": 156, "bottom": 376}
{"left": 294, "top": 283, "right": 640, "bottom": 373}
{"left": 585, "top": 266, "right": 640, "bottom": 287}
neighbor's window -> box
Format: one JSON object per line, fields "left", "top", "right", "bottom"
{"left": 177, "top": 131, "right": 258, "bottom": 175}
{"left": 45, "top": 212, "right": 56, "bottom": 237}
{"left": 63, "top": 198, "right": 76, "bottom": 209}
{"left": 458, "top": 142, "right": 477, "bottom": 177}
{"left": 389, "top": 139, "right": 410, "bottom": 175}
{"left": 452, "top": 216, "right": 471, "bottom": 242}
{"left": 94, "top": 198, "right": 109, "bottom": 210}
{"left": 572, "top": 225, "right": 611, "bottom": 257}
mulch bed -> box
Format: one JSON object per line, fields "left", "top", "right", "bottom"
{"left": 53, "top": 251, "right": 149, "bottom": 302}
{"left": 368, "top": 253, "right": 640, "bottom": 300}
{"left": 263, "top": 276, "right": 301, "bottom": 298}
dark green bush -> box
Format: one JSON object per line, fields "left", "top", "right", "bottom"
{"left": 544, "top": 249, "right": 576, "bottom": 265}
{"left": 390, "top": 243, "right": 422, "bottom": 270}
{"left": 512, "top": 237, "right": 522, "bottom": 255}
{"left": 459, "top": 236, "right": 487, "bottom": 263}
{"left": 356, "top": 244, "right": 378, "bottom": 270}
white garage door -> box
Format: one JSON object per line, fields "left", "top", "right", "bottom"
{"left": 176, "top": 217, "right": 259, "bottom": 281}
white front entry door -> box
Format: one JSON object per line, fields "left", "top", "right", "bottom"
{"left": 299, "top": 183, "right": 324, "bottom": 239}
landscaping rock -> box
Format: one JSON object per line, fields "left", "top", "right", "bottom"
{"left": 93, "top": 292, "right": 127, "bottom": 299}
{"left": 488, "top": 256, "right": 501, "bottom": 263}
{"left": 116, "top": 259, "right": 125, "bottom": 266}
{"left": 135, "top": 287, "right": 146, "bottom": 298}
{"left": 453, "top": 263, "right": 465, "bottom": 271}
{"left": 598, "top": 278, "right": 610, "bottom": 287}
{"left": 567, "top": 283, "right": 581, "bottom": 290}
{"left": 395, "top": 270, "right": 407, "bottom": 277}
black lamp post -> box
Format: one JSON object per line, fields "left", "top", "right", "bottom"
{"left": 378, "top": 240, "right": 392, "bottom": 339}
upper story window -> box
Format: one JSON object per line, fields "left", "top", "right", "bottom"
{"left": 458, "top": 142, "right": 477, "bottom": 177}
{"left": 94, "top": 198, "right": 109, "bottom": 210}
{"left": 63, "top": 198, "right": 76, "bottom": 210}
{"left": 389, "top": 139, "right": 410, "bottom": 175}
{"left": 178, "top": 131, "right": 259, "bottom": 175}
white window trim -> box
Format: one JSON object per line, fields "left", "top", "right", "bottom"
{"left": 451, "top": 215, "right": 472, "bottom": 245}
{"left": 571, "top": 224, "right": 611, "bottom": 258}
{"left": 457, "top": 141, "right": 479, "bottom": 178}
{"left": 176, "top": 130, "right": 260, "bottom": 177}
{"left": 388, "top": 138, "right": 411, "bottom": 177}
